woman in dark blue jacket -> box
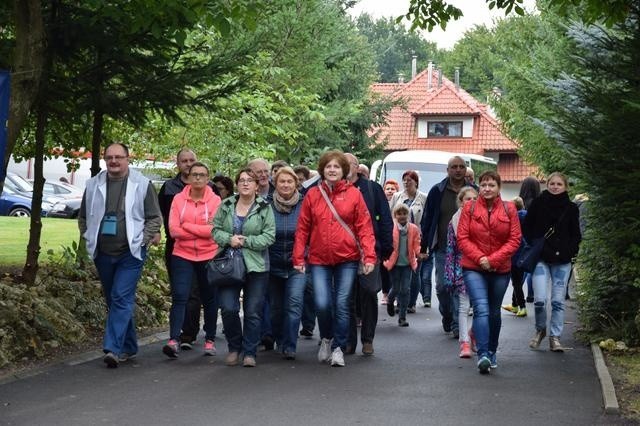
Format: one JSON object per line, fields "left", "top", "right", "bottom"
{"left": 268, "top": 167, "right": 305, "bottom": 359}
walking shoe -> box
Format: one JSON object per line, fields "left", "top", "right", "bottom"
{"left": 225, "top": 351, "right": 239, "bottom": 366}
{"left": 300, "top": 328, "right": 314, "bottom": 338}
{"left": 515, "top": 307, "right": 528, "bottom": 317}
{"left": 318, "top": 338, "right": 332, "bottom": 363}
{"left": 362, "top": 342, "right": 374, "bottom": 356}
{"left": 283, "top": 351, "right": 296, "bottom": 360}
{"left": 386, "top": 301, "right": 395, "bottom": 317}
{"left": 162, "top": 339, "right": 179, "bottom": 359}
{"left": 489, "top": 352, "right": 498, "bottom": 369}
{"left": 477, "top": 356, "right": 491, "bottom": 374}
{"left": 398, "top": 318, "right": 409, "bottom": 327}
{"left": 549, "top": 336, "right": 564, "bottom": 352}
{"left": 381, "top": 293, "right": 388, "bottom": 305}
{"left": 452, "top": 329, "right": 459, "bottom": 339}
{"left": 407, "top": 306, "right": 416, "bottom": 314}
{"left": 243, "top": 355, "right": 256, "bottom": 367}
{"left": 423, "top": 300, "right": 431, "bottom": 308}
{"left": 344, "top": 344, "right": 356, "bottom": 355}
{"left": 261, "top": 335, "right": 274, "bottom": 351}
{"left": 118, "top": 352, "right": 137, "bottom": 362}
{"left": 103, "top": 352, "right": 119, "bottom": 368}
{"left": 331, "top": 347, "right": 345, "bottom": 367}
{"left": 203, "top": 339, "right": 216, "bottom": 356}
{"left": 180, "top": 341, "right": 194, "bottom": 350}
{"left": 526, "top": 296, "right": 534, "bottom": 303}
{"left": 459, "top": 342, "right": 472, "bottom": 358}
{"left": 529, "top": 329, "right": 547, "bottom": 349}
{"left": 501, "top": 304, "right": 518, "bottom": 314}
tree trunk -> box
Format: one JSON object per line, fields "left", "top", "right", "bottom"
{"left": 21, "top": 101, "right": 47, "bottom": 285}
{"left": 90, "top": 108, "right": 103, "bottom": 177}
{"left": 0, "top": 0, "right": 45, "bottom": 195}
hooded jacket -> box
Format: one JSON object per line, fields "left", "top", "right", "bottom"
{"left": 168, "top": 185, "right": 221, "bottom": 262}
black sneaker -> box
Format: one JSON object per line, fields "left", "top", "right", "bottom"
{"left": 452, "top": 329, "right": 460, "bottom": 339}
{"left": 407, "top": 306, "right": 416, "bottom": 314}
{"left": 398, "top": 318, "right": 409, "bottom": 327}
{"left": 261, "top": 336, "right": 274, "bottom": 351}
{"left": 387, "top": 301, "right": 395, "bottom": 317}
{"left": 300, "top": 328, "right": 314, "bottom": 338}
{"left": 180, "top": 341, "right": 194, "bottom": 351}
{"left": 103, "top": 352, "right": 119, "bottom": 368}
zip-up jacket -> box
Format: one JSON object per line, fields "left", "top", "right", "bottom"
{"left": 292, "top": 180, "right": 376, "bottom": 267}
{"left": 213, "top": 195, "right": 275, "bottom": 273}
{"left": 383, "top": 222, "right": 421, "bottom": 272}
{"left": 168, "top": 185, "right": 221, "bottom": 262}
{"left": 354, "top": 175, "right": 394, "bottom": 261}
{"left": 269, "top": 196, "right": 303, "bottom": 278}
{"left": 457, "top": 196, "right": 522, "bottom": 273}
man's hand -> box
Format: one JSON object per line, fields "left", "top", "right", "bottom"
{"left": 150, "top": 233, "right": 161, "bottom": 246}
{"left": 362, "top": 263, "right": 375, "bottom": 275}
{"left": 293, "top": 265, "right": 305, "bottom": 274}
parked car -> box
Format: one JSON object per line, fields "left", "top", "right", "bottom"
{"left": 0, "top": 187, "right": 53, "bottom": 217}
{"left": 29, "top": 179, "right": 84, "bottom": 200}
{"left": 47, "top": 197, "right": 82, "bottom": 219}
{"left": 5, "top": 172, "right": 64, "bottom": 205}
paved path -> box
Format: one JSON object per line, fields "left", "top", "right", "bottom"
{"left": 0, "top": 291, "right": 625, "bottom": 425}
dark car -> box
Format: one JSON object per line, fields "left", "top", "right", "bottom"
{"left": 47, "top": 197, "right": 82, "bottom": 219}
{"left": 0, "top": 187, "right": 52, "bottom": 217}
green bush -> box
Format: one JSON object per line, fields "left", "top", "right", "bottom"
{"left": 0, "top": 243, "right": 170, "bottom": 368}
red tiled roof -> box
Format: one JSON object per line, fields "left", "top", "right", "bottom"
{"left": 496, "top": 153, "right": 540, "bottom": 183}
{"left": 371, "top": 67, "right": 532, "bottom": 181}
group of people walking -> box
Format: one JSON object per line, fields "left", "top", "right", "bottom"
{"left": 79, "top": 143, "right": 581, "bottom": 374}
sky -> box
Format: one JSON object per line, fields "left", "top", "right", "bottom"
{"left": 348, "top": 0, "right": 537, "bottom": 50}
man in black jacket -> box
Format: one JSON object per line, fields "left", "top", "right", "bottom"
{"left": 345, "top": 153, "right": 393, "bottom": 355}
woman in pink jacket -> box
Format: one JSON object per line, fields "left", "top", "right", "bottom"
{"left": 384, "top": 204, "right": 421, "bottom": 327}
{"left": 457, "top": 171, "right": 521, "bottom": 374}
{"left": 162, "top": 162, "right": 222, "bottom": 359}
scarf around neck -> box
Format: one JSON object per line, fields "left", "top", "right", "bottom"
{"left": 273, "top": 190, "right": 300, "bottom": 213}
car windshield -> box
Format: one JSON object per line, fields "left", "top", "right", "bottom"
{"left": 9, "top": 174, "right": 34, "bottom": 192}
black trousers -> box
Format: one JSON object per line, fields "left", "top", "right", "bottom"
{"left": 348, "top": 264, "right": 381, "bottom": 348}
{"left": 510, "top": 265, "right": 526, "bottom": 309}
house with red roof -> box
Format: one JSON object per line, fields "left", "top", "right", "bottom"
{"left": 370, "top": 63, "right": 537, "bottom": 197}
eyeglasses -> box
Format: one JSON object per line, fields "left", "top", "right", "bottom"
{"left": 190, "top": 173, "right": 208, "bottom": 179}
{"left": 105, "top": 155, "right": 128, "bottom": 161}
{"left": 238, "top": 178, "right": 255, "bottom": 185}
{"left": 254, "top": 170, "right": 269, "bottom": 175}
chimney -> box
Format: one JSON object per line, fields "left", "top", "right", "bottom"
{"left": 411, "top": 55, "right": 417, "bottom": 79}
{"left": 437, "top": 65, "right": 442, "bottom": 88}
{"left": 454, "top": 67, "right": 460, "bottom": 90}
{"left": 427, "top": 61, "right": 433, "bottom": 90}
{"left": 398, "top": 73, "right": 405, "bottom": 84}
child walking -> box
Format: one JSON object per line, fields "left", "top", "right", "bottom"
{"left": 384, "top": 204, "right": 421, "bottom": 327}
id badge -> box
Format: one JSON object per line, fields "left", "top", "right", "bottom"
{"left": 101, "top": 213, "right": 117, "bottom": 236}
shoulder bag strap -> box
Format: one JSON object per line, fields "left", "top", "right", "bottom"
{"left": 318, "top": 184, "right": 363, "bottom": 257}
{"left": 545, "top": 205, "right": 571, "bottom": 240}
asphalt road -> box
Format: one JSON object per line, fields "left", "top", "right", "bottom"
{"left": 0, "top": 290, "right": 622, "bottom": 426}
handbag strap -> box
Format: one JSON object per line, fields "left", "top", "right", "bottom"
{"left": 544, "top": 206, "right": 571, "bottom": 240}
{"left": 318, "top": 183, "right": 364, "bottom": 257}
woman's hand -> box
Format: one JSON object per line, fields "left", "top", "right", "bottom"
{"left": 293, "top": 265, "right": 305, "bottom": 274}
{"left": 479, "top": 256, "right": 492, "bottom": 271}
{"left": 362, "top": 263, "right": 375, "bottom": 275}
{"left": 230, "top": 234, "right": 246, "bottom": 248}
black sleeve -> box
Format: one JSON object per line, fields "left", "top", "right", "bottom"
{"left": 373, "top": 181, "right": 394, "bottom": 260}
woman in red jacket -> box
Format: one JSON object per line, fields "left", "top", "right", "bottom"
{"left": 292, "top": 150, "right": 376, "bottom": 367}
{"left": 457, "top": 171, "right": 521, "bottom": 374}
{"left": 163, "top": 162, "right": 222, "bottom": 359}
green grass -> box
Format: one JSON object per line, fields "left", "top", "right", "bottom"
{"left": 0, "top": 217, "right": 81, "bottom": 267}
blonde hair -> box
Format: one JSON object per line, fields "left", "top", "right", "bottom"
{"left": 274, "top": 166, "right": 299, "bottom": 186}
{"left": 457, "top": 186, "right": 478, "bottom": 207}
{"left": 512, "top": 196, "right": 524, "bottom": 210}
{"left": 393, "top": 203, "right": 410, "bottom": 216}
{"left": 547, "top": 172, "right": 569, "bottom": 187}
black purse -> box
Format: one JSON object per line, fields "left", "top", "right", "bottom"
{"left": 516, "top": 207, "right": 569, "bottom": 273}
{"left": 206, "top": 248, "right": 246, "bottom": 287}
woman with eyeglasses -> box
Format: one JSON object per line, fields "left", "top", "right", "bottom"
{"left": 213, "top": 168, "right": 275, "bottom": 367}
{"left": 163, "top": 162, "right": 222, "bottom": 359}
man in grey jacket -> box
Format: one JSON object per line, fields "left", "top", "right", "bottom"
{"left": 79, "top": 143, "right": 162, "bottom": 368}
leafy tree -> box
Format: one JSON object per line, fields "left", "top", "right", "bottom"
{"left": 354, "top": 14, "right": 441, "bottom": 83}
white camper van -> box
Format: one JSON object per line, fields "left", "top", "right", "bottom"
{"left": 373, "top": 150, "right": 498, "bottom": 194}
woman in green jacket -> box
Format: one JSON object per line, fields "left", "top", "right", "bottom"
{"left": 213, "top": 168, "right": 276, "bottom": 367}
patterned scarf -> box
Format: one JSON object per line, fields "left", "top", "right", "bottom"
{"left": 273, "top": 190, "right": 300, "bottom": 214}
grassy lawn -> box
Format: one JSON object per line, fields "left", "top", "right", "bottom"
{"left": 607, "top": 351, "right": 640, "bottom": 422}
{"left": 0, "top": 217, "right": 81, "bottom": 267}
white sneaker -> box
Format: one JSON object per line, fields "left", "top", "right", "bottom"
{"left": 318, "top": 338, "right": 332, "bottom": 363}
{"left": 330, "top": 347, "right": 345, "bottom": 367}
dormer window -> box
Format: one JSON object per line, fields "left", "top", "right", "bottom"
{"left": 427, "top": 121, "right": 462, "bottom": 137}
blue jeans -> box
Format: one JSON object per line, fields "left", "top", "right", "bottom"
{"left": 435, "top": 250, "right": 456, "bottom": 332}
{"left": 218, "top": 271, "right": 268, "bottom": 357}
{"left": 269, "top": 271, "right": 306, "bottom": 354}
{"left": 94, "top": 248, "right": 146, "bottom": 356}
{"left": 463, "top": 269, "right": 510, "bottom": 359}
{"left": 300, "top": 273, "right": 316, "bottom": 332}
{"left": 168, "top": 255, "right": 217, "bottom": 341}
{"left": 419, "top": 252, "right": 434, "bottom": 303}
{"left": 310, "top": 262, "right": 358, "bottom": 351}
{"left": 532, "top": 261, "right": 572, "bottom": 337}
{"left": 389, "top": 265, "right": 412, "bottom": 319}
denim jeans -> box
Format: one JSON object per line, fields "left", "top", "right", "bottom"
{"left": 94, "top": 248, "right": 146, "bottom": 356}
{"left": 532, "top": 261, "right": 572, "bottom": 337}
{"left": 310, "top": 262, "right": 358, "bottom": 351}
{"left": 463, "top": 269, "right": 510, "bottom": 359}
{"left": 419, "top": 252, "right": 434, "bottom": 303}
{"left": 300, "top": 273, "right": 316, "bottom": 332}
{"left": 218, "top": 271, "right": 268, "bottom": 357}
{"left": 168, "top": 255, "right": 217, "bottom": 342}
{"left": 435, "top": 250, "right": 456, "bottom": 332}
{"left": 349, "top": 263, "right": 382, "bottom": 347}
{"left": 269, "top": 271, "right": 306, "bottom": 354}
{"left": 389, "top": 265, "right": 412, "bottom": 319}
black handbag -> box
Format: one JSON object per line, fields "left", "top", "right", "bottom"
{"left": 516, "top": 237, "right": 545, "bottom": 273}
{"left": 206, "top": 248, "right": 246, "bottom": 287}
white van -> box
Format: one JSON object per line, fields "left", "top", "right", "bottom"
{"left": 373, "top": 150, "right": 497, "bottom": 193}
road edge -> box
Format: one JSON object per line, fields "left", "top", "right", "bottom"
{"left": 591, "top": 342, "right": 620, "bottom": 415}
